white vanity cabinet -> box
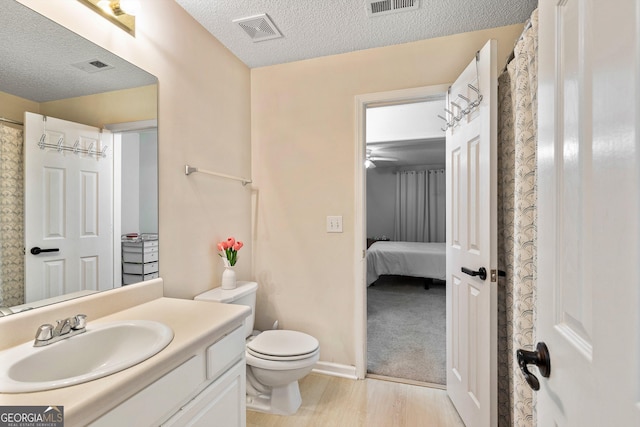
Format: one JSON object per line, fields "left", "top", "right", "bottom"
{"left": 90, "top": 326, "right": 246, "bottom": 427}
{"left": 161, "top": 360, "right": 245, "bottom": 426}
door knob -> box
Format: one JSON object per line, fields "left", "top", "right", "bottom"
{"left": 30, "top": 247, "right": 60, "bottom": 255}
{"left": 517, "top": 342, "right": 551, "bottom": 391}
{"left": 461, "top": 266, "right": 487, "bottom": 280}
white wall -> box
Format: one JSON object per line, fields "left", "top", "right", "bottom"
{"left": 139, "top": 129, "right": 158, "bottom": 233}
{"left": 121, "top": 133, "right": 141, "bottom": 234}
{"left": 120, "top": 130, "right": 158, "bottom": 235}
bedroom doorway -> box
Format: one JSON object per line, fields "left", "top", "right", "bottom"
{"left": 354, "top": 85, "right": 449, "bottom": 387}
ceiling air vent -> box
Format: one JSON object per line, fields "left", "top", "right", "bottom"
{"left": 233, "top": 14, "right": 282, "bottom": 43}
{"left": 71, "top": 59, "right": 114, "bottom": 73}
{"left": 367, "top": 0, "right": 419, "bottom": 17}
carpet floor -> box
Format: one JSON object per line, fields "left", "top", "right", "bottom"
{"left": 367, "top": 275, "right": 446, "bottom": 385}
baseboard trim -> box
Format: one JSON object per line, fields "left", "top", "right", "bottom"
{"left": 312, "top": 361, "right": 358, "bottom": 380}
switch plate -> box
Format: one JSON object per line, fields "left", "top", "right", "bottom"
{"left": 326, "top": 215, "right": 343, "bottom": 233}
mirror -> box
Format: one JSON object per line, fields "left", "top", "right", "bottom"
{"left": 0, "top": 1, "right": 158, "bottom": 316}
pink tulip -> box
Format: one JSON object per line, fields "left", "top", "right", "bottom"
{"left": 233, "top": 241, "right": 243, "bottom": 251}
{"left": 217, "top": 242, "right": 225, "bottom": 251}
{"left": 227, "top": 237, "right": 236, "bottom": 247}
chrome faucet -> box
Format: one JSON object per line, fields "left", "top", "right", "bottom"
{"left": 34, "top": 314, "right": 87, "bottom": 347}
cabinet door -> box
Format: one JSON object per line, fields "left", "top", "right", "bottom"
{"left": 90, "top": 355, "right": 205, "bottom": 426}
{"left": 162, "top": 360, "right": 246, "bottom": 427}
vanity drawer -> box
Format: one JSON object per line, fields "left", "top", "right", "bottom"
{"left": 206, "top": 326, "right": 245, "bottom": 380}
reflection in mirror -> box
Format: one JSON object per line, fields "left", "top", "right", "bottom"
{"left": 0, "top": 1, "right": 158, "bottom": 316}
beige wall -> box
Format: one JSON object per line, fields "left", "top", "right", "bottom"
{"left": 14, "top": 0, "right": 524, "bottom": 369}
{"left": 40, "top": 85, "right": 157, "bottom": 128}
{"left": 17, "top": 0, "right": 252, "bottom": 299}
{"left": 1, "top": 85, "right": 156, "bottom": 129}
{"left": 0, "top": 91, "right": 39, "bottom": 125}
{"left": 251, "top": 25, "right": 523, "bottom": 366}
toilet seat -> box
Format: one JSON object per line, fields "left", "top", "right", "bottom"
{"left": 247, "top": 330, "right": 319, "bottom": 361}
{"left": 246, "top": 348, "right": 320, "bottom": 371}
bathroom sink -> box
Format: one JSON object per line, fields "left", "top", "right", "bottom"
{"left": 0, "top": 320, "right": 174, "bottom": 393}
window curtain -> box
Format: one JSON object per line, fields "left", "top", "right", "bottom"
{"left": 0, "top": 123, "right": 24, "bottom": 308}
{"left": 393, "top": 169, "right": 445, "bottom": 243}
{"left": 497, "top": 8, "right": 538, "bottom": 427}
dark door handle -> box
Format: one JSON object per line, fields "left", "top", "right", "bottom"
{"left": 30, "top": 247, "right": 60, "bottom": 255}
{"left": 517, "top": 342, "right": 551, "bottom": 391}
{"left": 461, "top": 266, "right": 487, "bottom": 280}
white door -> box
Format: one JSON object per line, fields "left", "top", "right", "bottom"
{"left": 24, "top": 112, "right": 113, "bottom": 302}
{"left": 445, "top": 40, "right": 498, "bottom": 427}
{"left": 535, "top": 1, "right": 640, "bottom": 425}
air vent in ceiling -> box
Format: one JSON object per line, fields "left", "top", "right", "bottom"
{"left": 233, "top": 14, "right": 282, "bottom": 42}
{"left": 71, "top": 59, "right": 114, "bottom": 73}
{"left": 367, "top": 0, "right": 419, "bottom": 17}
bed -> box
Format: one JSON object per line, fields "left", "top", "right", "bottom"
{"left": 366, "top": 241, "right": 446, "bottom": 286}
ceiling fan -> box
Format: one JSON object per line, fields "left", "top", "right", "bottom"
{"left": 365, "top": 148, "right": 397, "bottom": 168}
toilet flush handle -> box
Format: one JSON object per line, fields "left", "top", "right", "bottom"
{"left": 272, "top": 320, "right": 279, "bottom": 330}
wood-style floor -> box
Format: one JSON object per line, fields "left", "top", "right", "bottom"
{"left": 246, "top": 373, "right": 465, "bottom": 427}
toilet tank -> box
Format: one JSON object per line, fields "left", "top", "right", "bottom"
{"left": 195, "top": 281, "right": 258, "bottom": 338}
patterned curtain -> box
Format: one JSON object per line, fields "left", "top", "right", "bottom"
{"left": 0, "top": 123, "right": 25, "bottom": 308}
{"left": 497, "top": 8, "right": 538, "bottom": 427}
{"left": 393, "top": 169, "right": 445, "bottom": 243}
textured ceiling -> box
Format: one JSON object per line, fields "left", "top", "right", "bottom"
{"left": 175, "top": 0, "right": 538, "bottom": 68}
{"left": 0, "top": 0, "right": 156, "bottom": 103}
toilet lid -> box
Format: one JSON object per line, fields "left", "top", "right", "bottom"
{"left": 246, "top": 330, "right": 319, "bottom": 358}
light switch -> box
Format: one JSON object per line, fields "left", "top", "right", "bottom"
{"left": 326, "top": 215, "right": 343, "bottom": 233}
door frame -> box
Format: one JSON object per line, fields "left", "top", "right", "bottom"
{"left": 353, "top": 84, "right": 450, "bottom": 378}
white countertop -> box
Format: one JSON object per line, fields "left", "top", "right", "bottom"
{"left": 0, "top": 297, "right": 250, "bottom": 426}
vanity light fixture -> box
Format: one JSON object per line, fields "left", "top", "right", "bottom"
{"left": 77, "top": 0, "right": 138, "bottom": 35}
{"left": 97, "top": 0, "right": 140, "bottom": 16}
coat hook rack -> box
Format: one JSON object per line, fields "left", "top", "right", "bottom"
{"left": 185, "top": 165, "right": 252, "bottom": 186}
{"left": 439, "top": 59, "right": 485, "bottom": 131}
{"left": 36, "top": 134, "right": 108, "bottom": 158}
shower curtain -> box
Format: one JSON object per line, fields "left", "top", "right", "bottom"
{"left": 0, "top": 123, "right": 25, "bottom": 308}
{"left": 497, "top": 9, "right": 538, "bottom": 427}
{"left": 393, "top": 169, "right": 445, "bottom": 243}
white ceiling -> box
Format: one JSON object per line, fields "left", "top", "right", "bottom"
{"left": 174, "top": 0, "right": 537, "bottom": 69}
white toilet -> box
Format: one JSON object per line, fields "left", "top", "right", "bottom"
{"left": 195, "top": 281, "right": 319, "bottom": 415}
